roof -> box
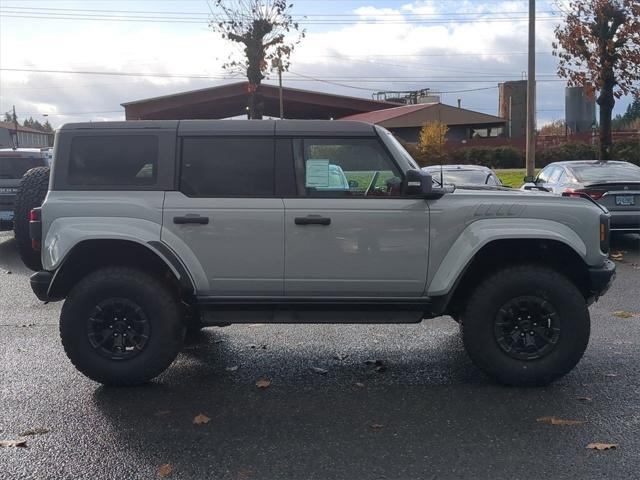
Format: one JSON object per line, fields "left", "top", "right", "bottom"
{"left": 0, "top": 121, "right": 53, "bottom": 135}
{"left": 340, "top": 103, "right": 506, "bottom": 128}
{"left": 122, "top": 82, "right": 397, "bottom": 121}
{"left": 423, "top": 164, "right": 495, "bottom": 172}
{"left": 59, "top": 119, "right": 376, "bottom": 136}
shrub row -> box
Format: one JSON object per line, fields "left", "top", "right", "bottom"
{"left": 406, "top": 140, "right": 639, "bottom": 169}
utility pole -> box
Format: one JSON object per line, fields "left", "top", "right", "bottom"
{"left": 278, "top": 58, "right": 284, "bottom": 120}
{"left": 271, "top": 56, "right": 284, "bottom": 120}
{"left": 12, "top": 105, "right": 19, "bottom": 148}
{"left": 525, "top": 0, "right": 536, "bottom": 178}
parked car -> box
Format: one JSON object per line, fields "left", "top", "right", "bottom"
{"left": 422, "top": 164, "right": 502, "bottom": 187}
{"left": 522, "top": 160, "right": 640, "bottom": 233}
{"left": 25, "top": 120, "right": 614, "bottom": 387}
{"left": 0, "top": 148, "right": 49, "bottom": 231}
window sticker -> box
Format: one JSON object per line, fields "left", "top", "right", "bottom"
{"left": 305, "top": 159, "right": 330, "bottom": 188}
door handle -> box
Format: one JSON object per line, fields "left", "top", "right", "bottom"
{"left": 294, "top": 215, "right": 331, "bottom": 226}
{"left": 173, "top": 215, "right": 209, "bottom": 225}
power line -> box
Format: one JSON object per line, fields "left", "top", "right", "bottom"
{"left": 1, "top": 67, "right": 566, "bottom": 83}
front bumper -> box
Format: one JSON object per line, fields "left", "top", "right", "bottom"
{"left": 587, "top": 259, "right": 616, "bottom": 302}
{"left": 30, "top": 270, "right": 54, "bottom": 302}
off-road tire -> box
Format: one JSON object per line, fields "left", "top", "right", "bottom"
{"left": 60, "top": 267, "right": 185, "bottom": 386}
{"left": 461, "top": 265, "right": 590, "bottom": 387}
{"left": 13, "top": 166, "right": 50, "bottom": 271}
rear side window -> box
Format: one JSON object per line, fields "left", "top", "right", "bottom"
{"left": 572, "top": 163, "right": 640, "bottom": 182}
{"left": 0, "top": 156, "right": 45, "bottom": 179}
{"left": 69, "top": 135, "right": 158, "bottom": 186}
{"left": 180, "top": 137, "right": 274, "bottom": 197}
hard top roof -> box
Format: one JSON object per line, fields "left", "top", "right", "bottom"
{"left": 59, "top": 119, "right": 376, "bottom": 137}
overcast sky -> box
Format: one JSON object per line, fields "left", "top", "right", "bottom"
{"left": 0, "top": 0, "right": 634, "bottom": 128}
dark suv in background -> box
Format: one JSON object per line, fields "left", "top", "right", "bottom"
{"left": 0, "top": 149, "right": 49, "bottom": 230}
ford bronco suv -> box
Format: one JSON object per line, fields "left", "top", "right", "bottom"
{"left": 26, "top": 120, "right": 615, "bottom": 387}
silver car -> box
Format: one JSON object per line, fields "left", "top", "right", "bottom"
{"left": 423, "top": 164, "right": 502, "bottom": 187}
{"left": 523, "top": 160, "right": 640, "bottom": 233}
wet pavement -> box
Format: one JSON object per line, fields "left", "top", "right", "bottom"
{"left": 1, "top": 231, "right": 639, "bottom": 479}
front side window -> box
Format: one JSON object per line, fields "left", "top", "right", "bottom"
{"left": 180, "top": 137, "right": 274, "bottom": 197}
{"left": 295, "top": 138, "right": 402, "bottom": 197}
{"left": 69, "top": 135, "right": 158, "bottom": 186}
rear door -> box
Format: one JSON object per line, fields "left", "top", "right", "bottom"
{"left": 162, "top": 135, "right": 284, "bottom": 296}
{"left": 282, "top": 136, "right": 429, "bottom": 297}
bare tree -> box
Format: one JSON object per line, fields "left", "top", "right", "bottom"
{"left": 553, "top": 0, "right": 640, "bottom": 160}
{"left": 209, "top": 0, "right": 305, "bottom": 119}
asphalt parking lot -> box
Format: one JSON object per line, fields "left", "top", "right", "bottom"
{"left": 1, "top": 231, "right": 639, "bottom": 480}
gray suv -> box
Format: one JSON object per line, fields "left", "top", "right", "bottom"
{"left": 26, "top": 120, "right": 615, "bottom": 387}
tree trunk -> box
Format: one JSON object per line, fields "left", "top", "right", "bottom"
{"left": 597, "top": 79, "right": 616, "bottom": 161}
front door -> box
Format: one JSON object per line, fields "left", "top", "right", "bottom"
{"left": 283, "top": 137, "right": 429, "bottom": 297}
{"left": 162, "top": 136, "right": 284, "bottom": 296}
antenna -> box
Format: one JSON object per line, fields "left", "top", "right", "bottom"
{"left": 440, "top": 164, "right": 444, "bottom": 187}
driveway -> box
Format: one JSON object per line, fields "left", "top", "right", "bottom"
{"left": 1, "top": 231, "right": 639, "bottom": 479}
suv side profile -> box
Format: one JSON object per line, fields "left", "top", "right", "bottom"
{"left": 28, "top": 120, "right": 615, "bottom": 387}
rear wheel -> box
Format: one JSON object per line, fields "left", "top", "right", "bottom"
{"left": 461, "top": 265, "right": 590, "bottom": 386}
{"left": 13, "top": 166, "right": 50, "bottom": 271}
{"left": 60, "top": 267, "right": 185, "bottom": 386}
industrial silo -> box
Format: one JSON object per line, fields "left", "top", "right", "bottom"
{"left": 499, "top": 80, "right": 528, "bottom": 139}
{"left": 565, "top": 86, "right": 596, "bottom": 134}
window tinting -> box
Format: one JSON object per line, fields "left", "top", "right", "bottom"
{"left": 295, "top": 138, "right": 402, "bottom": 197}
{"left": 69, "top": 135, "right": 158, "bottom": 186}
{"left": 0, "top": 156, "right": 46, "bottom": 179}
{"left": 180, "top": 137, "right": 274, "bottom": 196}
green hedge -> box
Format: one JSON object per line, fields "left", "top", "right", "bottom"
{"left": 535, "top": 142, "right": 598, "bottom": 166}
{"left": 404, "top": 140, "right": 639, "bottom": 169}
{"left": 612, "top": 139, "right": 640, "bottom": 166}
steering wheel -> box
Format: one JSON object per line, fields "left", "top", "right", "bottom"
{"left": 364, "top": 171, "right": 380, "bottom": 196}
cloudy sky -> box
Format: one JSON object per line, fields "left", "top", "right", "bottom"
{"left": 0, "top": 0, "right": 634, "bottom": 128}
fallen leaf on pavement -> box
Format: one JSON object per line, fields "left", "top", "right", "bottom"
{"left": 587, "top": 443, "right": 618, "bottom": 451}
{"left": 249, "top": 344, "right": 267, "bottom": 350}
{"left": 333, "top": 353, "right": 349, "bottom": 361}
{"left": 536, "top": 416, "right": 583, "bottom": 426}
{"left": 375, "top": 365, "right": 387, "bottom": 373}
{"left": 613, "top": 311, "right": 636, "bottom": 319}
{"left": 236, "top": 468, "right": 255, "bottom": 480}
{"left": 5, "top": 270, "right": 12, "bottom": 275}
{"left": 20, "top": 428, "right": 49, "bottom": 436}
{"left": 256, "top": 378, "right": 271, "bottom": 389}
{"left": 355, "top": 382, "right": 365, "bottom": 388}
{"left": 577, "top": 396, "right": 592, "bottom": 402}
{"left": 225, "top": 365, "right": 239, "bottom": 372}
{"left": 365, "top": 359, "right": 384, "bottom": 366}
{"left": 605, "top": 373, "right": 618, "bottom": 377}
{"left": 0, "top": 439, "right": 27, "bottom": 448}
{"left": 370, "top": 423, "right": 384, "bottom": 430}
{"left": 154, "top": 410, "right": 172, "bottom": 417}
{"left": 193, "top": 414, "right": 211, "bottom": 425}
{"left": 158, "top": 463, "right": 173, "bottom": 477}
{"left": 311, "top": 367, "right": 328, "bottom": 374}
{"left": 610, "top": 252, "right": 625, "bottom": 261}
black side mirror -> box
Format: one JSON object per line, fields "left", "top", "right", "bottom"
{"left": 406, "top": 169, "right": 433, "bottom": 196}
{"left": 523, "top": 175, "right": 536, "bottom": 183}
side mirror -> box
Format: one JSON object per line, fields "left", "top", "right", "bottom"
{"left": 523, "top": 175, "right": 536, "bottom": 183}
{"left": 405, "top": 169, "right": 433, "bottom": 196}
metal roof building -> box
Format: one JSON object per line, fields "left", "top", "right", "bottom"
{"left": 122, "top": 82, "right": 397, "bottom": 121}
{"left": 340, "top": 103, "right": 507, "bottom": 143}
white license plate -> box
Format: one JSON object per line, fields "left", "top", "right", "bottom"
{"left": 615, "top": 195, "right": 635, "bottom": 206}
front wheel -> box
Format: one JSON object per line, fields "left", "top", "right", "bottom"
{"left": 60, "top": 267, "right": 185, "bottom": 386}
{"left": 461, "top": 265, "right": 590, "bottom": 387}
